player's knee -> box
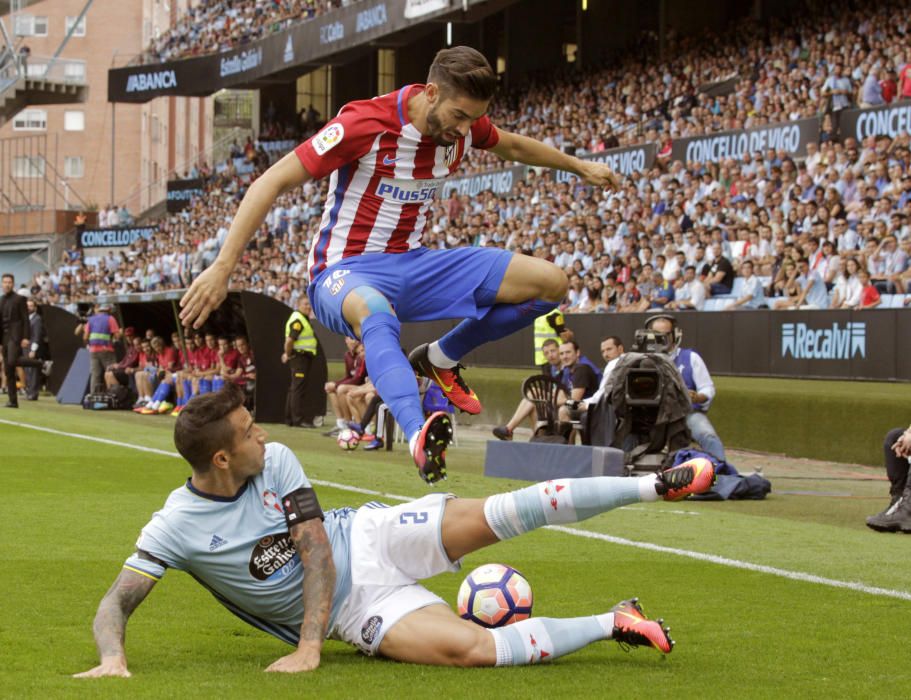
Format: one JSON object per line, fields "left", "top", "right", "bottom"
{"left": 344, "top": 286, "right": 394, "bottom": 327}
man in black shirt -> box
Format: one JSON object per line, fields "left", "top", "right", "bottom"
{"left": 0, "top": 273, "right": 30, "bottom": 408}
{"left": 558, "top": 340, "right": 599, "bottom": 398}
{"left": 705, "top": 242, "right": 734, "bottom": 296}
{"left": 24, "top": 298, "right": 47, "bottom": 400}
{"left": 556, "top": 340, "right": 600, "bottom": 429}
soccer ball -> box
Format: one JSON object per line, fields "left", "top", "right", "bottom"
{"left": 457, "top": 563, "right": 533, "bottom": 628}
{"left": 337, "top": 428, "right": 360, "bottom": 450}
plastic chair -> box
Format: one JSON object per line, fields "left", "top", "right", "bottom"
{"left": 521, "top": 374, "right": 565, "bottom": 439}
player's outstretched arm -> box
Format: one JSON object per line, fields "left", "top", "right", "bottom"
{"left": 265, "top": 518, "right": 335, "bottom": 673}
{"left": 180, "top": 152, "right": 313, "bottom": 329}
{"left": 490, "top": 130, "right": 620, "bottom": 189}
{"left": 73, "top": 568, "right": 158, "bottom": 679}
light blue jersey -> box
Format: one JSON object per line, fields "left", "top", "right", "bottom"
{"left": 124, "top": 443, "right": 354, "bottom": 646}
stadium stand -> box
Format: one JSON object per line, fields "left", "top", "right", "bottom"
{"left": 139, "top": 1, "right": 363, "bottom": 64}
{"left": 21, "top": 1, "right": 911, "bottom": 316}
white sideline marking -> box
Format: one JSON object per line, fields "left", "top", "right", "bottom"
{"left": 4, "top": 418, "right": 911, "bottom": 603}
{"left": 546, "top": 525, "right": 911, "bottom": 602}
{"left": 620, "top": 505, "right": 701, "bottom": 516}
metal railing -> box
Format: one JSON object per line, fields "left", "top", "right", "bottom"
{"left": 115, "top": 126, "right": 251, "bottom": 214}
{"left": 19, "top": 53, "right": 87, "bottom": 84}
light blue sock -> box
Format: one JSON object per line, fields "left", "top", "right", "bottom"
{"left": 483, "top": 476, "right": 658, "bottom": 540}
{"left": 488, "top": 615, "right": 613, "bottom": 665}
{"left": 360, "top": 312, "right": 425, "bottom": 439}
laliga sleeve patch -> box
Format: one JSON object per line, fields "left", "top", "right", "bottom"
{"left": 283, "top": 487, "right": 324, "bottom": 527}
{"left": 312, "top": 123, "right": 345, "bottom": 156}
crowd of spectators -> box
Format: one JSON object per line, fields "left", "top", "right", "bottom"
{"left": 140, "top": 0, "right": 362, "bottom": 64}
{"left": 18, "top": 0, "right": 911, "bottom": 316}
{"left": 459, "top": 0, "right": 911, "bottom": 175}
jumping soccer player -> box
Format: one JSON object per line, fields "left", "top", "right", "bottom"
{"left": 179, "top": 46, "right": 620, "bottom": 483}
{"left": 74, "top": 386, "right": 714, "bottom": 677}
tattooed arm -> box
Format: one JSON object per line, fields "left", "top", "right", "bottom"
{"left": 265, "top": 518, "right": 336, "bottom": 673}
{"left": 73, "top": 563, "right": 159, "bottom": 678}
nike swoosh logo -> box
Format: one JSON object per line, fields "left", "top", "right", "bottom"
{"left": 430, "top": 366, "right": 453, "bottom": 393}
{"left": 383, "top": 155, "right": 399, "bottom": 166}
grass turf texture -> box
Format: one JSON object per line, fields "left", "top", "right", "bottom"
{"left": 2, "top": 400, "right": 910, "bottom": 698}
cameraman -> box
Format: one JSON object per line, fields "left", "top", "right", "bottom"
{"left": 645, "top": 315, "right": 726, "bottom": 461}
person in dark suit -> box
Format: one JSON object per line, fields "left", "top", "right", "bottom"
{"left": 0, "top": 273, "right": 30, "bottom": 408}
{"left": 24, "top": 298, "right": 47, "bottom": 400}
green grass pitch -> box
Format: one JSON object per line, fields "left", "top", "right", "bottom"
{"left": 1, "top": 401, "right": 909, "bottom": 698}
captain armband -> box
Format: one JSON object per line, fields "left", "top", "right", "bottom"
{"left": 283, "top": 487, "right": 324, "bottom": 527}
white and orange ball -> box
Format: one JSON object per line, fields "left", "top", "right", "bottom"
{"left": 457, "top": 563, "right": 533, "bottom": 628}
{"left": 336, "top": 428, "right": 360, "bottom": 450}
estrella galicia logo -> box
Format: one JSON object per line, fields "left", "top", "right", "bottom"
{"left": 780, "top": 322, "right": 865, "bottom": 360}
{"left": 361, "top": 615, "right": 383, "bottom": 644}
{"left": 248, "top": 533, "right": 299, "bottom": 581}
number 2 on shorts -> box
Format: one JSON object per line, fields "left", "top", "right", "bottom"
{"left": 399, "top": 511, "right": 429, "bottom": 525}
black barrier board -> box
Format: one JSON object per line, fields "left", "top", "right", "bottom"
{"left": 731, "top": 311, "right": 770, "bottom": 376}
{"left": 837, "top": 100, "right": 911, "bottom": 141}
{"left": 897, "top": 312, "right": 911, "bottom": 381}
{"left": 848, "top": 310, "right": 894, "bottom": 381}
{"left": 691, "top": 312, "right": 734, "bottom": 374}
{"left": 314, "top": 310, "right": 911, "bottom": 382}
{"left": 78, "top": 226, "right": 156, "bottom": 248}
{"left": 167, "top": 178, "right": 205, "bottom": 212}
{"left": 670, "top": 117, "right": 819, "bottom": 165}
{"left": 108, "top": 0, "right": 467, "bottom": 103}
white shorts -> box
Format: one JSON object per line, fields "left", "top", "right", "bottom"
{"left": 330, "top": 493, "right": 462, "bottom": 655}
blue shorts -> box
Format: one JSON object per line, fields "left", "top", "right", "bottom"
{"left": 308, "top": 247, "right": 513, "bottom": 338}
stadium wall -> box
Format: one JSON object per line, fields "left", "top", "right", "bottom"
{"left": 316, "top": 309, "right": 911, "bottom": 382}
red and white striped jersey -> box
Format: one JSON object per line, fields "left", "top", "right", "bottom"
{"left": 294, "top": 84, "right": 500, "bottom": 281}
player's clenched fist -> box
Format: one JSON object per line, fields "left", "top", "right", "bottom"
{"left": 73, "top": 657, "right": 131, "bottom": 679}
